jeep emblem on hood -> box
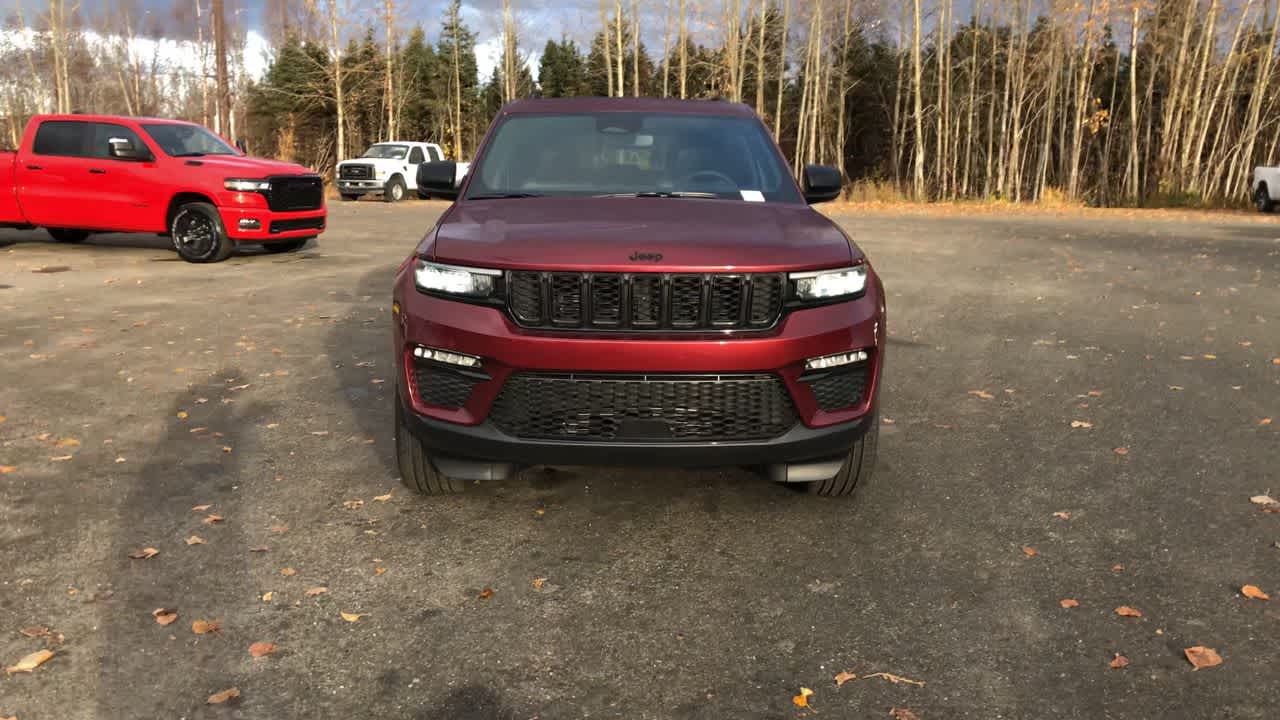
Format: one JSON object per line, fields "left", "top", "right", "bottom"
{"left": 629, "top": 252, "right": 663, "bottom": 262}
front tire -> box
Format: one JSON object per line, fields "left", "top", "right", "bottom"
{"left": 1256, "top": 185, "right": 1274, "bottom": 213}
{"left": 396, "top": 399, "right": 468, "bottom": 495}
{"left": 803, "top": 417, "right": 879, "bottom": 497}
{"left": 384, "top": 176, "right": 406, "bottom": 203}
{"left": 263, "top": 237, "right": 312, "bottom": 254}
{"left": 171, "top": 202, "right": 233, "bottom": 263}
{"left": 47, "top": 228, "right": 90, "bottom": 243}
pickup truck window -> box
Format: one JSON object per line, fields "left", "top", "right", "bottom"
{"left": 467, "top": 112, "right": 802, "bottom": 203}
{"left": 427, "top": 146, "right": 442, "bottom": 162}
{"left": 141, "top": 123, "right": 238, "bottom": 157}
{"left": 409, "top": 147, "right": 425, "bottom": 164}
{"left": 33, "top": 120, "right": 92, "bottom": 157}
{"left": 362, "top": 144, "right": 409, "bottom": 160}
{"left": 90, "top": 123, "right": 152, "bottom": 161}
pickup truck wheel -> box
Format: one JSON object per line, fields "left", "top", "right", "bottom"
{"left": 47, "top": 228, "right": 90, "bottom": 243}
{"left": 384, "top": 176, "right": 406, "bottom": 203}
{"left": 395, "top": 399, "right": 468, "bottom": 495}
{"left": 803, "top": 416, "right": 879, "bottom": 497}
{"left": 171, "top": 202, "right": 233, "bottom": 263}
{"left": 340, "top": 194, "right": 361, "bottom": 202}
{"left": 1255, "top": 186, "right": 1274, "bottom": 213}
{"left": 263, "top": 237, "right": 311, "bottom": 253}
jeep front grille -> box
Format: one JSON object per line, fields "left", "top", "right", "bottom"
{"left": 505, "top": 271, "right": 783, "bottom": 331}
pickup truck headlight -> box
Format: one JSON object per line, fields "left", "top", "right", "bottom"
{"left": 224, "top": 178, "right": 271, "bottom": 192}
{"left": 414, "top": 260, "right": 500, "bottom": 298}
{"left": 789, "top": 265, "right": 868, "bottom": 301}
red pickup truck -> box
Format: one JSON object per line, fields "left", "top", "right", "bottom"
{"left": 0, "top": 114, "right": 326, "bottom": 262}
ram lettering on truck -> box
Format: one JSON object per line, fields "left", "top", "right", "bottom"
{"left": 0, "top": 114, "right": 326, "bottom": 263}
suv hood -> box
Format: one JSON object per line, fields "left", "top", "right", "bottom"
{"left": 188, "top": 155, "right": 314, "bottom": 176}
{"left": 429, "top": 197, "right": 858, "bottom": 273}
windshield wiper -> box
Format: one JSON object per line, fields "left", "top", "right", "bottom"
{"left": 595, "top": 191, "right": 720, "bottom": 199}
{"left": 467, "top": 192, "right": 543, "bottom": 199}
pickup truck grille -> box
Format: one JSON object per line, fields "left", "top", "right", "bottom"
{"left": 506, "top": 271, "right": 784, "bottom": 331}
{"left": 267, "top": 175, "right": 324, "bottom": 211}
{"left": 338, "top": 164, "right": 374, "bottom": 180}
{"left": 489, "top": 373, "right": 797, "bottom": 442}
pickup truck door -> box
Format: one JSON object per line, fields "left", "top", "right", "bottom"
{"left": 406, "top": 146, "right": 425, "bottom": 188}
{"left": 81, "top": 122, "right": 160, "bottom": 231}
{"left": 13, "top": 119, "right": 95, "bottom": 228}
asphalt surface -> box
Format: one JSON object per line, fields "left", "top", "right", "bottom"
{"left": 1, "top": 201, "right": 1277, "bottom": 719}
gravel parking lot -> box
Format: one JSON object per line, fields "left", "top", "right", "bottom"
{"left": 1, "top": 201, "right": 1277, "bottom": 719}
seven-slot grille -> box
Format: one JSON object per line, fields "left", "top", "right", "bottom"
{"left": 489, "top": 372, "right": 797, "bottom": 442}
{"left": 338, "top": 164, "right": 374, "bottom": 180}
{"left": 506, "top": 271, "right": 784, "bottom": 330}
{"left": 267, "top": 175, "right": 324, "bottom": 211}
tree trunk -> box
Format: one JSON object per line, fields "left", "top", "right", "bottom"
{"left": 213, "top": 0, "right": 232, "bottom": 137}
{"left": 773, "top": 0, "right": 789, "bottom": 138}
{"left": 385, "top": 0, "right": 396, "bottom": 138}
{"left": 1125, "top": 1, "right": 1140, "bottom": 202}
{"left": 679, "top": 0, "right": 688, "bottom": 98}
{"left": 911, "top": 0, "right": 926, "bottom": 199}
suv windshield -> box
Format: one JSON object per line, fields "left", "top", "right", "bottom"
{"left": 141, "top": 123, "right": 238, "bottom": 157}
{"left": 465, "top": 112, "right": 802, "bottom": 203}
{"left": 362, "top": 144, "right": 409, "bottom": 160}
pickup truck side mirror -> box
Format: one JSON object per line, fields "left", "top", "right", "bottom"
{"left": 417, "top": 161, "right": 460, "bottom": 200}
{"left": 802, "top": 164, "right": 842, "bottom": 204}
{"left": 109, "top": 137, "right": 145, "bottom": 161}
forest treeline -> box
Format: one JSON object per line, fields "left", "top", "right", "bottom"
{"left": 2, "top": 0, "right": 1279, "bottom": 207}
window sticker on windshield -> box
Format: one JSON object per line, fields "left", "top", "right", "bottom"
{"left": 740, "top": 190, "right": 765, "bottom": 202}
{"left": 634, "top": 134, "right": 653, "bottom": 147}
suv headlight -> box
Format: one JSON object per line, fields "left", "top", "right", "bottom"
{"left": 414, "top": 260, "right": 501, "bottom": 298}
{"left": 224, "top": 178, "right": 271, "bottom": 192}
{"left": 789, "top": 265, "right": 868, "bottom": 301}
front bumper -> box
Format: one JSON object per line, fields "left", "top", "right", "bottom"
{"left": 392, "top": 263, "right": 885, "bottom": 468}
{"left": 219, "top": 206, "right": 326, "bottom": 241}
{"left": 337, "top": 179, "right": 385, "bottom": 193}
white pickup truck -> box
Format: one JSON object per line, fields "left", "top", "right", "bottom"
{"left": 335, "top": 142, "right": 469, "bottom": 202}
{"left": 1251, "top": 166, "right": 1280, "bottom": 212}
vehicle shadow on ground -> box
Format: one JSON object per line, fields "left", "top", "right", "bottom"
{"left": 0, "top": 229, "right": 173, "bottom": 253}
{"left": 93, "top": 366, "right": 273, "bottom": 717}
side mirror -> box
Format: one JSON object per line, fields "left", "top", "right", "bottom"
{"left": 417, "top": 160, "right": 460, "bottom": 200}
{"left": 109, "top": 137, "right": 145, "bottom": 160}
{"left": 802, "top": 164, "right": 842, "bottom": 204}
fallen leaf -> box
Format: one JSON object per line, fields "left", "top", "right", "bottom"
{"left": 834, "top": 670, "right": 857, "bottom": 687}
{"left": 889, "top": 709, "right": 921, "bottom": 720}
{"left": 340, "top": 611, "right": 366, "bottom": 623}
{"left": 1250, "top": 495, "right": 1278, "bottom": 506}
{"left": 50, "top": 455, "right": 74, "bottom": 462}
{"left": 191, "top": 619, "right": 221, "bottom": 635}
{"left": 248, "top": 641, "right": 277, "bottom": 658}
{"left": 1203, "top": 354, "right": 1217, "bottom": 360}
{"left": 152, "top": 608, "right": 178, "bottom": 626}
{"left": 374, "top": 566, "right": 386, "bottom": 576}
{"left": 261, "top": 592, "right": 274, "bottom": 603}
{"left": 1053, "top": 511, "right": 1071, "bottom": 520}
{"left": 176, "top": 411, "right": 188, "bottom": 419}
{"left": 128, "top": 547, "right": 159, "bottom": 560}
{"left": 1111, "top": 564, "right": 1125, "bottom": 572}
{"left": 1109, "top": 653, "right": 1129, "bottom": 669}
{"left": 1114, "top": 447, "right": 1129, "bottom": 456}
{"left": 269, "top": 525, "right": 288, "bottom": 534}
{"left": 220, "top": 446, "right": 233, "bottom": 453}
{"left": 1241, "top": 585, "right": 1270, "bottom": 601}
{"left": 1273, "top": 358, "right": 1280, "bottom": 366}
{"left": 5, "top": 649, "right": 54, "bottom": 674}
{"left": 0, "top": 466, "right": 15, "bottom": 474}
{"left": 54, "top": 438, "right": 80, "bottom": 448}
{"left": 373, "top": 492, "right": 393, "bottom": 502}
{"left": 792, "top": 687, "right": 814, "bottom": 708}
{"left": 249, "top": 546, "right": 269, "bottom": 553}
{"left": 343, "top": 499, "right": 364, "bottom": 509}
{"left": 1022, "top": 545, "right": 1038, "bottom": 558}
{"left": 1071, "top": 420, "right": 1093, "bottom": 429}
{"left": 114, "top": 457, "right": 126, "bottom": 463}
{"left": 531, "top": 577, "right": 547, "bottom": 590}
{"left": 310, "top": 430, "right": 329, "bottom": 436}
{"left": 185, "top": 535, "right": 207, "bottom": 546}
{"left": 280, "top": 567, "right": 296, "bottom": 577}
{"left": 191, "top": 504, "right": 213, "bottom": 513}
{"left": 1060, "top": 598, "right": 1080, "bottom": 608}
{"left": 1260, "top": 418, "right": 1273, "bottom": 426}
{"left": 1184, "top": 646, "right": 1222, "bottom": 670}
{"left": 863, "top": 672, "right": 926, "bottom": 687}
{"left": 1087, "top": 390, "right": 1103, "bottom": 397}
{"left": 305, "top": 586, "right": 328, "bottom": 597}
{"left": 202, "top": 514, "right": 224, "bottom": 525}
{"left": 206, "top": 687, "right": 240, "bottom": 704}
{"left": 1115, "top": 606, "right": 1143, "bottom": 618}
{"left": 967, "top": 389, "right": 994, "bottom": 400}
{"left": 478, "top": 587, "right": 495, "bottom": 600}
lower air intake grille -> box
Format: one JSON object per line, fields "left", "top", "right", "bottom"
{"left": 805, "top": 364, "right": 870, "bottom": 412}
{"left": 413, "top": 364, "right": 480, "bottom": 410}
{"left": 489, "top": 373, "right": 797, "bottom": 442}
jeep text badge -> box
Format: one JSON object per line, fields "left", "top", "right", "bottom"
{"left": 629, "top": 252, "right": 663, "bottom": 262}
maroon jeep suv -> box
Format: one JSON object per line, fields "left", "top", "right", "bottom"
{"left": 392, "top": 98, "right": 885, "bottom": 496}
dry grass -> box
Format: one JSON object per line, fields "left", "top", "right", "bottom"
{"left": 824, "top": 192, "right": 1267, "bottom": 224}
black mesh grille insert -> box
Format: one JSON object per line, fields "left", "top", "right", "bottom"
{"left": 489, "top": 373, "right": 797, "bottom": 442}
{"left": 805, "top": 364, "right": 870, "bottom": 412}
{"left": 267, "top": 175, "right": 324, "bottom": 211}
{"left": 505, "top": 272, "right": 783, "bottom": 331}
{"left": 413, "top": 364, "right": 480, "bottom": 410}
